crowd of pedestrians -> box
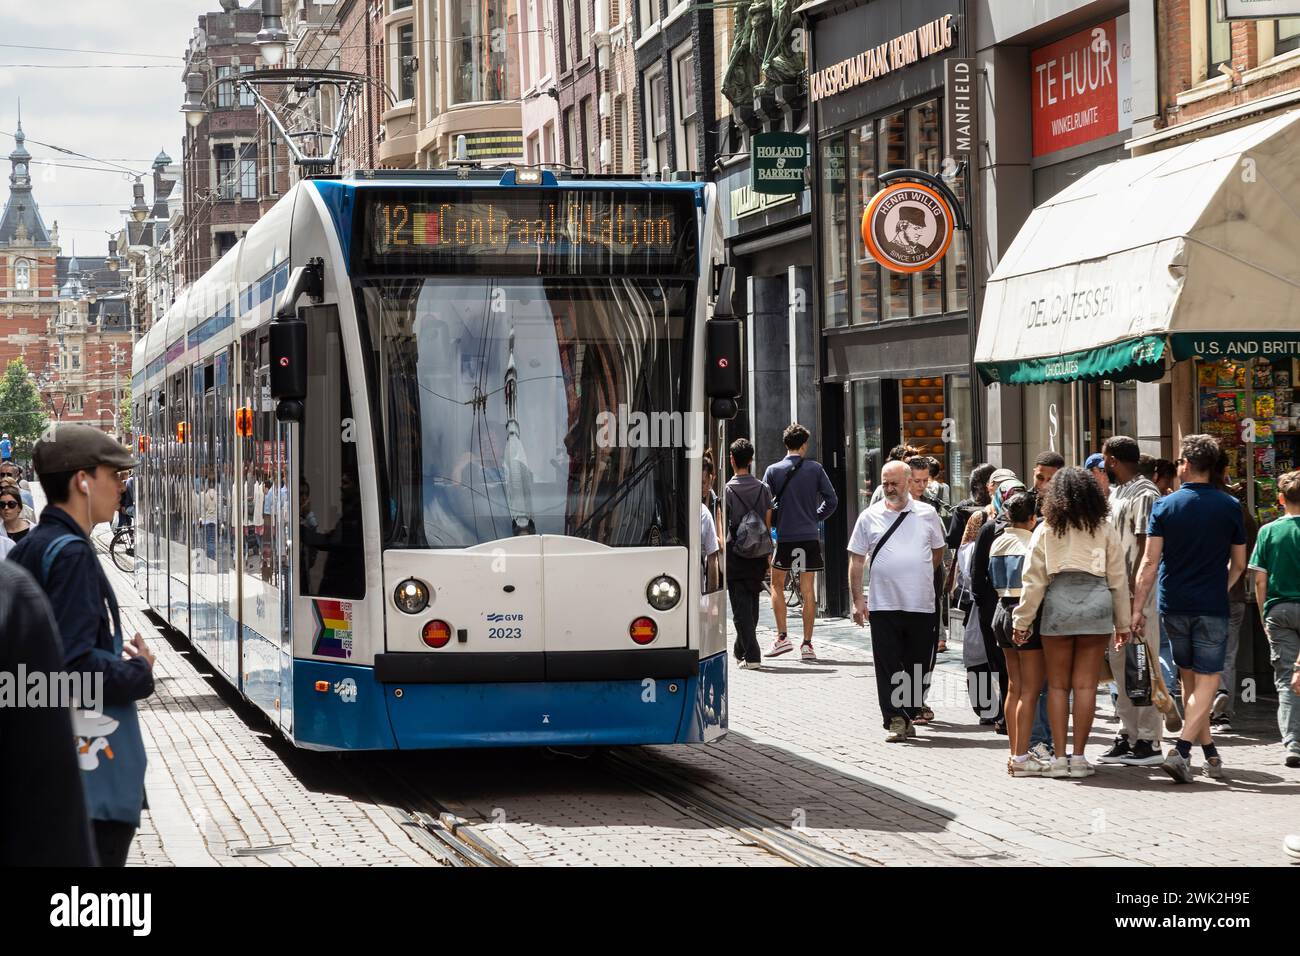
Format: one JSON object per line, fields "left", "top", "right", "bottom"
{"left": 716, "top": 422, "right": 1300, "bottom": 797}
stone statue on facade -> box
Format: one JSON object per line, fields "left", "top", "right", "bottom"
{"left": 722, "top": 0, "right": 804, "bottom": 111}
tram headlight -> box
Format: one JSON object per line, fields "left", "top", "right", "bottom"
{"left": 394, "top": 578, "right": 431, "bottom": 614}
{"left": 646, "top": 575, "right": 681, "bottom": 611}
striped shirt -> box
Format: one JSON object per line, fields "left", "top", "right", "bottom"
{"left": 1109, "top": 475, "right": 1160, "bottom": 584}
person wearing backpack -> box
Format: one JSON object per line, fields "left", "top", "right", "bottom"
{"left": 724, "top": 438, "right": 774, "bottom": 669}
{"left": 10, "top": 424, "right": 155, "bottom": 867}
{"left": 761, "top": 423, "right": 838, "bottom": 660}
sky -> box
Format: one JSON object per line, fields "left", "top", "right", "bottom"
{"left": 0, "top": 0, "right": 217, "bottom": 255}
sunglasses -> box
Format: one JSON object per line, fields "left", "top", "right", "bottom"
{"left": 0, "top": 501, "right": 19, "bottom": 511}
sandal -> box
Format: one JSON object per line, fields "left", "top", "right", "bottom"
{"left": 937, "top": 641, "right": 948, "bottom": 653}
{"left": 912, "top": 707, "right": 935, "bottom": 725}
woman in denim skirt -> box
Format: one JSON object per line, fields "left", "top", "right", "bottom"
{"left": 1012, "top": 467, "right": 1132, "bottom": 779}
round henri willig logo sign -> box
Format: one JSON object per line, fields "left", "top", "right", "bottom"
{"left": 861, "top": 182, "right": 955, "bottom": 274}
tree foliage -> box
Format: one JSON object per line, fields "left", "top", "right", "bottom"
{"left": 0, "top": 358, "right": 49, "bottom": 458}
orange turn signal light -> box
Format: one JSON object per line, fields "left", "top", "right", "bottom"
{"left": 314, "top": 680, "right": 329, "bottom": 692}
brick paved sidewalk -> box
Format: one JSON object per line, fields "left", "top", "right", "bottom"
{"left": 707, "top": 591, "right": 1299, "bottom": 866}
{"left": 102, "top": 557, "right": 437, "bottom": 867}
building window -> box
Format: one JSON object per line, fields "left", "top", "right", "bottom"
{"left": 14, "top": 259, "right": 30, "bottom": 291}
{"left": 820, "top": 135, "right": 848, "bottom": 328}
{"left": 672, "top": 45, "right": 697, "bottom": 171}
{"left": 643, "top": 64, "right": 668, "bottom": 176}
{"left": 1207, "top": 0, "right": 1231, "bottom": 77}
{"left": 581, "top": 96, "right": 597, "bottom": 169}
{"left": 527, "top": 132, "right": 540, "bottom": 164}
{"left": 558, "top": 0, "right": 571, "bottom": 72}
{"left": 1278, "top": 18, "right": 1300, "bottom": 56}
{"left": 639, "top": 0, "right": 657, "bottom": 34}
{"left": 71, "top": 349, "right": 81, "bottom": 370}
{"left": 215, "top": 232, "right": 238, "bottom": 258}
{"left": 396, "top": 23, "right": 415, "bottom": 102}
{"left": 543, "top": 121, "right": 555, "bottom": 162}
{"left": 239, "top": 65, "right": 255, "bottom": 107}
{"left": 216, "top": 66, "right": 235, "bottom": 108}
{"left": 564, "top": 107, "right": 577, "bottom": 165}
{"left": 851, "top": 125, "right": 877, "bottom": 325}
{"left": 239, "top": 143, "right": 258, "bottom": 200}
{"left": 578, "top": 0, "right": 591, "bottom": 60}
{"left": 909, "top": 100, "right": 942, "bottom": 317}
{"left": 392, "top": 0, "right": 413, "bottom": 8}
{"left": 450, "top": 0, "right": 518, "bottom": 104}
{"left": 215, "top": 143, "right": 237, "bottom": 200}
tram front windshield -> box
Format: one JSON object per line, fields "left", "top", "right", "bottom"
{"left": 357, "top": 277, "right": 694, "bottom": 549}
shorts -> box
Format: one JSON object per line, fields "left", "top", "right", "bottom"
{"left": 772, "top": 539, "right": 823, "bottom": 572}
{"left": 1161, "top": 613, "right": 1229, "bottom": 674}
{"left": 993, "top": 598, "right": 1042, "bottom": 651}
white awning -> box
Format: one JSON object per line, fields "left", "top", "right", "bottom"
{"left": 975, "top": 110, "right": 1300, "bottom": 384}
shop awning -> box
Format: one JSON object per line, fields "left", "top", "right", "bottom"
{"left": 975, "top": 110, "right": 1300, "bottom": 385}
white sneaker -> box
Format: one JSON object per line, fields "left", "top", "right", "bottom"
{"left": 764, "top": 636, "right": 793, "bottom": 658}
{"left": 1068, "top": 756, "right": 1096, "bottom": 778}
{"left": 739, "top": 661, "right": 763, "bottom": 670}
{"left": 1048, "top": 757, "right": 1070, "bottom": 778}
{"left": 1284, "top": 834, "right": 1300, "bottom": 863}
{"left": 800, "top": 641, "right": 816, "bottom": 661}
{"left": 1012, "top": 755, "right": 1052, "bottom": 777}
{"left": 1029, "top": 742, "right": 1054, "bottom": 763}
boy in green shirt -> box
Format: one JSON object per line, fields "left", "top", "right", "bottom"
{"left": 1248, "top": 470, "right": 1300, "bottom": 768}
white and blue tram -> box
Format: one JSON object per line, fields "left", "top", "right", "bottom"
{"left": 130, "top": 168, "right": 738, "bottom": 750}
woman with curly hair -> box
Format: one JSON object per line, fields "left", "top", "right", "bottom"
{"left": 1012, "top": 466, "right": 1132, "bottom": 779}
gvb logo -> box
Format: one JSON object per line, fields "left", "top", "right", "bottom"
{"left": 50, "top": 887, "right": 151, "bottom": 936}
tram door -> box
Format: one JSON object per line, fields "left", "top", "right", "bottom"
{"left": 167, "top": 370, "right": 191, "bottom": 635}
{"left": 239, "top": 329, "right": 286, "bottom": 720}
{"left": 147, "top": 387, "right": 167, "bottom": 612}
{"left": 133, "top": 395, "right": 146, "bottom": 600}
{"left": 191, "top": 362, "right": 218, "bottom": 660}
{"left": 214, "top": 348, "right": 237, "bottom": 681}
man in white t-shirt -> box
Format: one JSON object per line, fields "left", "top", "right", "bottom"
{"left": 848, "top": 459, "right": 947, "bottom": 742}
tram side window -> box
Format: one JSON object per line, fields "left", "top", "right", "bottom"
{"left": 299, "top": 306, "right": 365, "bottom": 599}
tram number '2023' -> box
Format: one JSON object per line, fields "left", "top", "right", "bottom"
{"left": 488, "top": 627, "right": 523, "bottom": 639}
{"left": 382, "top": 204, "right": 410, "bottom": 245}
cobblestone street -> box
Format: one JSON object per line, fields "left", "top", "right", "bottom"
{"left": 105, "top": 550, "right": 1298, "bottom": 868}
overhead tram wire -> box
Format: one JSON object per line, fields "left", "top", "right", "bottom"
{"left": 0, "top": 130, "right": 147, "bottom": 178}
{"left": 0, "top": 42, "right": 183, "bottom": 59}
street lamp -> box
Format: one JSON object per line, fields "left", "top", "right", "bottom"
{"left": 256, "top": 0, "right": 289, "bottom": 67}
{"left": 182, "top": 71, "right": 208, "bottom": 127}
{"left": 106, "top": 235, "right": 120, "bottom": 272}
{"left": 130, "top": 178, "right": 149, "bottom": 223}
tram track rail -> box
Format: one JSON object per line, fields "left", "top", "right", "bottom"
{"left": 360, "top": 758, "right": 515, "bottom": 868}
{"left": 602, "top": 749, "right": 870, "bottom": 867}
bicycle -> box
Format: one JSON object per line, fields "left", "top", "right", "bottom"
{"left": 109, "top": 525, "right": 136, "bottom": 574}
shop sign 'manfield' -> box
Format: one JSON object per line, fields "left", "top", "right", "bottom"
{"left": 810, "top": 15, "right": 956, "bottom": 102}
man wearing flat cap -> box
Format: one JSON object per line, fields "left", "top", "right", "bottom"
{"left": 11, "top": 424, "right": 155, "bottom": 867}
{"left": 887, "top": 205, "right": 929, "bottom": 258}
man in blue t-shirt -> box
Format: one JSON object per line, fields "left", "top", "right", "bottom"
{"left": 761, "top": 422, "right": 837, "bottom": 661}
{"left": 0, "top": 433, "right": 11, "bottom": 462}
{"left": 1131, "top": 434, "right": 1246, "bottom": 784}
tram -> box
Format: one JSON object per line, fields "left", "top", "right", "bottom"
{"left": 130, "top": 168, "right": 740, "bottom": 750}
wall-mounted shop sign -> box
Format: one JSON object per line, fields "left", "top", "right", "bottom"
{"left": 945, "top": 58, "right": 977, "bottom": 156}
{"left": 861, "top": 182, "right": 954, "bottom": 274}
{"left": 1031, "top": 14, "right": 1132, "bottom": 157}
{"left": 809, "top": 14, "right": 956, "bottom": 102}
{"left": 730, "top": 184, "right": 796, "bottom": 220}
{"left": 1217, "top": 0, "right": 1300, "bottom": 19}
{"left": 751, "top": 132, "right": 809, "bottom": 195}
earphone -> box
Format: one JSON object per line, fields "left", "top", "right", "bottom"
{"left": 80, "top": 480, "right": 89, "bottom": 493}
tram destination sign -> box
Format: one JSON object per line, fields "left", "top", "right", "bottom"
{"left": 357, "top": 189, "right": 698, "bottom": 276}
{"left": 751, "top": 132, "right": 808, "bottom": 196}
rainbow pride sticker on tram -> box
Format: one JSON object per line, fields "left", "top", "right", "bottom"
{"left": 312, "top": 599, "right": 354, "bottom": 659}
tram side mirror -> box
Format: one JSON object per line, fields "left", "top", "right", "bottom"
{"left": 271, "top": 315, "right": 308, "bottom": 422}
{"left": 706, "top": 314, "right": 742, "bottom": 422}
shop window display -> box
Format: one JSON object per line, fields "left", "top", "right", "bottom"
{"left": 1196, "top": 357, "right": 1300, "bottom": 525}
